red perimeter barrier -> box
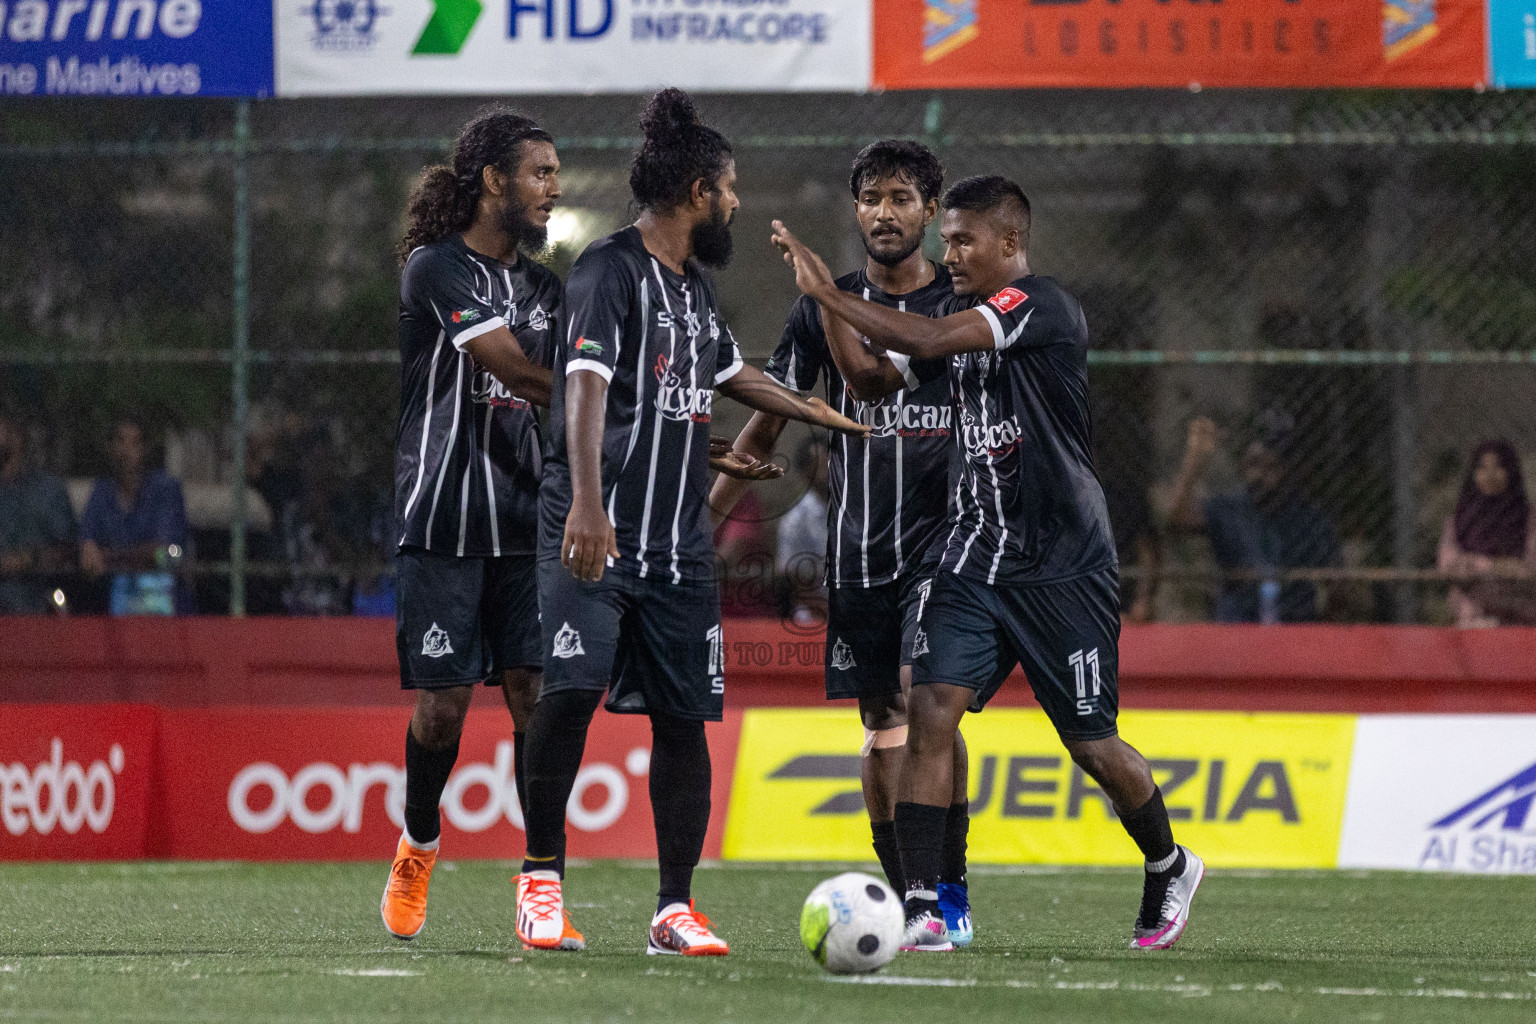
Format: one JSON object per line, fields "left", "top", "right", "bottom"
{"left": 3, "top": 617, "right": 1531, "bottom": 713}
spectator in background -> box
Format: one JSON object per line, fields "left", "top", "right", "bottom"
{"left": 79, "top": 418, "right": 190, "bottom": 615}
{"left": 1167, "top": 416, "right": 1338, "bottom": 623}
{"left": 0, "top": 408, "right": 77, "bottom": 614}
{"left": 776, "top": 438, "right": 830, "bottom": 626}
{"left": 1437, "top": 440, "right": 1536, "bottom": 627}
{"left": 715, "top": 488, "right": 775, "bottom": 617}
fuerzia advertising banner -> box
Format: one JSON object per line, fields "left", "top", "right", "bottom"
{"left": 0, "top": 1, "right": 273, "bottom": 97}
{"left": 723, "top": 709, "right": 1357, "bottom": 868}
{"left": 1490, "top": 0, "right": 1536, "bottom": 85}
{"left": 874, "top": 0, "right": 1487, "bottom": 89}
{"left": 274, "top": 0, "right": 871, "bottom": 96}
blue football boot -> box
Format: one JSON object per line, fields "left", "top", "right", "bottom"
{"left": 936, "top": 882, "right": 973, "bottom": 947}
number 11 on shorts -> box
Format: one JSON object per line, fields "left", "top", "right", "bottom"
{"left": 1069, "top": 648, "right": 1100, "bottom": 716}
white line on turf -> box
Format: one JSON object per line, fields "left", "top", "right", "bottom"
{"left": 329, "top": 969, "right": 423, "bottom": 977}
{"left": 821, "top": 976, "right": 978, "bottom": 987}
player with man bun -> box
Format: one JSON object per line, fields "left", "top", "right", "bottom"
{"left": 515, "top": 89, "right": 868, "bottom": 956}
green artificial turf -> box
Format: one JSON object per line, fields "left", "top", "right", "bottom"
{"left": 2, "top": 861, "right": 1534, "bottom": 1023}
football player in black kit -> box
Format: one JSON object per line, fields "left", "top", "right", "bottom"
{"left": 380, "top": 109, "right": 564, "bottom": 940}
{"left": 772, "top": 176, "right": 1204, "bottom": 952}
{"left": 710, "top": 140, "right": 975, "bottom": 946}
{"left": 516, "top": 90, "right": 868, "bottom": 955}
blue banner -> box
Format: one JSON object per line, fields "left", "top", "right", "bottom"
{"left": 1, "top": 2, "right": 273, "bottom": 97}
{"left": 1491, "top": 0, "right": 1536, "bottom": 87}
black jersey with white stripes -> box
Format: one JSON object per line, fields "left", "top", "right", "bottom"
{"left": 935, "top": 275, "right": 1118, "bottom": 588}
{"left": 394, "top": 236, "right": 562, "bottom": 558}
{"left": 765, "top": 264, "right": 953, "bottom": 588}
{"left": 538, "top": 227, "right": 745, "bottom": 585}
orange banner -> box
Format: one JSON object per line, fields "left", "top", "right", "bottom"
{"left": 874, "top": 0, "right": 1487, "bottom": 89}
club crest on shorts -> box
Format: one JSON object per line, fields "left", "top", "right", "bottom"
{"left": 830, "top": 637, "right": 856, "bottom": 671}
{"left": 421, "top": 623, "right": 453, "bottom": 658}
{"left": 552, "top": 621, "right": 585, "bottom": 659}
{"left": 911, "top": 628, "right": 930, "bottom": 659}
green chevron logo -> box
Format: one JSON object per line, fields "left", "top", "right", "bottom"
{"left": 413, "top": 0, "right": 483, "bottom": 55}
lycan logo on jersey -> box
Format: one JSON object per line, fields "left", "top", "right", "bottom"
{"left": 654, "top": 353, "right": 714, "bottom": 423}
{"left": 957, "top": 408, "right": 1022, "bottom": 459}
{"left": 552, "top": 622, "right": 585, "bottom": 659}
{"left": 986, "top": 287, "right": 1028, "bottom": 314}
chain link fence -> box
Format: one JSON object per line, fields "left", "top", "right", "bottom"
{"left": 2, "top": 90, "right": 1534, "bottom": 622}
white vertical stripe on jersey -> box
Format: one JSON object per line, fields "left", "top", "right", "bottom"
{"left": 456, "top": 444, "right": 473, "bottom": 557}
{"left": 608, "top": 278, "right": 645, "bottom": 525}
{"left": 857, "top": 287, "right": 872, "bottom": 586}
{"left": 481, "top": 402, "right": 500, "bottom": 557}
{"left": 952, "top": 366, "right": 985, "bottom": 573}
{"left": 667, "top": 282, "right": 700, "bottom": 584}
{"left": 400, "top": 327, "right": 446, "bottom": 534}
{"left": 833, "top": 375, "right": 850, "bottom": 585}
{"left": 893, "top": 298, "right": 907, "bottom": 575}
{"left": 635, "top": 261, "right": 675, "bottom": 579}
{"left": 424, "top": 352, "right": 466, "bottom": 550}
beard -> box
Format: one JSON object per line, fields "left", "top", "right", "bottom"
{"left": 691, "top": 199, "right": 734, "bottom": 268}
{"left": 497, "top": 198, "right": 549, "bottom": 255}
{"left": 863, "top": 228, "right": 924, "bottom": 268}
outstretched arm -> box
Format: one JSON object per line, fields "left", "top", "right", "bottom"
{"left": 709, "top": 415, "right": 788, "bottom": 526}
{"left": 773, "top": 221, "right": 994, "bottom": 360}
{"left": 462, "top": 327, "right": 553, "bottom": 407}
{"left": 716, "top": 363, "right": 870, "bottom": 438}
{"left": 819, "top": 306, "right": 907, "bottom": 401}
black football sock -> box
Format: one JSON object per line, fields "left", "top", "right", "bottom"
{"left": 403, "top": 726, "right": 459, "bottom": 847}
{"left": 895, "top": 801, "right": 947, "bottom": 909}
{"left": 512, "top": 730, "right": 529, "bottom": 822}
{"left": 1120, "top": 787, "right": 1182, "bottom": 874}
{"left": 520, "top": 689, "right": 602, "bottom": 878}
{"left": 649, "top": 713, "right": 711, "bottom": 912}
{"left": 870, "top": 819, "right": 904, "bottom": 896}
{"left": 940, "top": 802, "right": 969, "bottom": 887}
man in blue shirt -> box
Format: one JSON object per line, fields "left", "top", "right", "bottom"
{"left": 79, "top": 419, "right": 189, "bottom": 613}
{"left": 0, "top": 409, "right": 77, "bottom": 614}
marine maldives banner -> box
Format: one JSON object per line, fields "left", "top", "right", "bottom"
{"left": 157, "top": 707, "right": 741, "bottom": 860}
{"left": 0, "top": 704, "right": 156, "bottom": 861}
{"left": 0, "top": 1, "right": 273, "bottom": 97}
{"left": 275, "top": 0, "right": 870, "bottom": 96}
{"left": 874, "top": 0, "right": 1487, "bottom": 89}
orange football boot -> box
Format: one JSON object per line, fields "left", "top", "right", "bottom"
{"left": 380, "top": 834, "right": 437, "bottom": 939}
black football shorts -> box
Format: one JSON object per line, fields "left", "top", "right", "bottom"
{"left": 824, "top": 572, "right": 934, "bottom": 700}
{"left": 909, "top": 568, "right": 1122, "bottom": 741}
{"left": 537, "top": 560, "right": 724, "bottom": 722}
{"left": 395, "top": 546, "right": 542, "bottom": 689}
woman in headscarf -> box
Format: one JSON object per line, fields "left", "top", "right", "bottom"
{"left": 1437, "top": 440, "right": 1536, "bottom": 626}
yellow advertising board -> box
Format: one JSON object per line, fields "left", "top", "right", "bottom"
{"left": 723, "top": 709, "right": 1356, "bottom": 868}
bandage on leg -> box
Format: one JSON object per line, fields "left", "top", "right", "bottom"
{"left": 861, "top": 725, "right": 909, "bottom": 757}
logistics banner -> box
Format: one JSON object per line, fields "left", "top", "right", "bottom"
{"left": 0, "top": 1, "right": 273, "bottom": 97}
{"left": 0, "top": 704, "right": 156, "bottom": 861}
{"left": 874, "top": 0, "right": 1488, "bottom": 89}
{"left": 275, "top": 0, "right": 871, "bottom": 96}
{"left": 158, "top": 708, "right": 741, "bottom": 860}
{"left": 1339, "top": 715, "right": 1536, "bottom": 874}
{"left": 1491, "top": 0, "right": 1536, "bottom": 85}
{"left": 723, "top": 709, "right": 1356, "bottom": 868}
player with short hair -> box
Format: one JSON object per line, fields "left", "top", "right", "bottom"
{"left": 772, "top": 175, "right": 1204, "bottom": 953}
{"left": 516, "top": 89, "right": 868, "bottom": 956}
{"left": 710, "top": 139, "right": 975, "bottom": 946}
{"left": 380, "top": 108, "right": 565, "bottom": 940}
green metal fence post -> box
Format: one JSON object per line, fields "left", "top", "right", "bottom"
{"left": 229, "top": 100, "right": 252, "bottom": 616}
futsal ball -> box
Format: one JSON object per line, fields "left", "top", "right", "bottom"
{"left": 799, "top": 872, "right": 903, "bottom": 974}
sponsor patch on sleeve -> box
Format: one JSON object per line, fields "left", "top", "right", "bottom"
{"left": 451, "top": 309, "right": 482, "bottom": 324}
{"left": 576, "top": 337, "right": 603, "bottom": 355}
{"left": 986, "top": 287, "right": 1028, "bottom": 314}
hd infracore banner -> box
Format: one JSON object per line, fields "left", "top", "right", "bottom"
{"left": 874, "top": 0, "right": 1488, "bottom": 89}
{"left": 275, "top": 0, "right": 871, "bottom": 96}
{"left": 0, "top": 1, "right": 274, "bottom": 97}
